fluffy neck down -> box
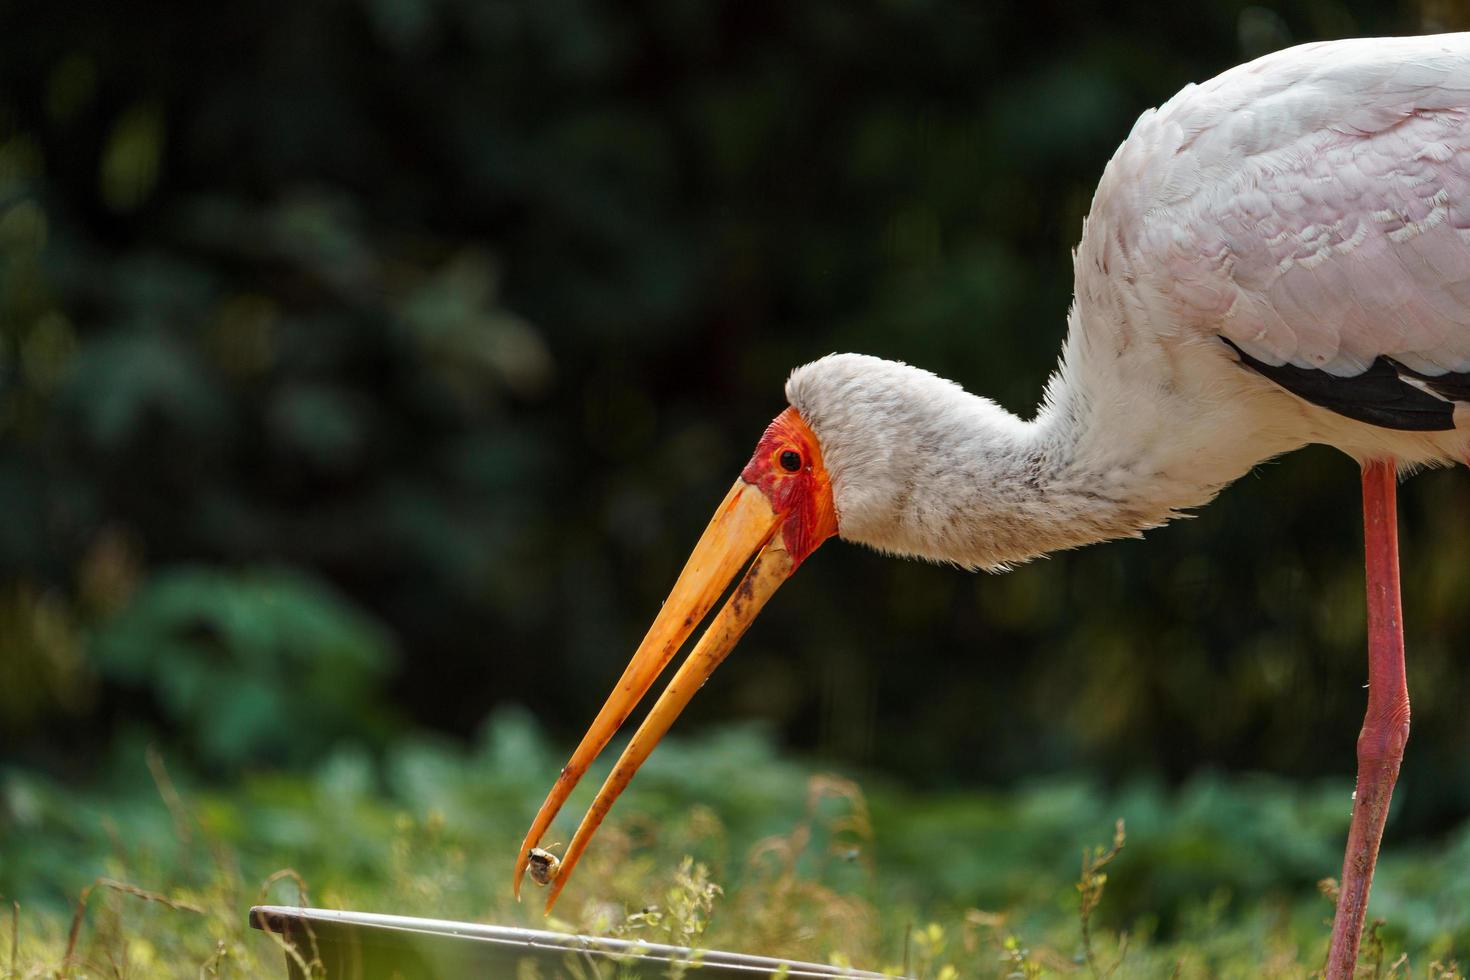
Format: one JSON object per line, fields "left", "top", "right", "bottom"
{"left": 784, "top": 352, "right": 1227, "bottom": 570}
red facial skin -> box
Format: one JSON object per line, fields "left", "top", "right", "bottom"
{"left": 739, "top": 407, "right": 838, "bottom": 569}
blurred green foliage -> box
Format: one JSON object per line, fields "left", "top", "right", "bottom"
{"left": 2, "top": 721, "right": 1468, "bottom": 976}
{"left": 5, "top": 0, "right": 1470, "bottom": 940}
{"left": 92, "top": 567, "right": 395, "bottom": 767}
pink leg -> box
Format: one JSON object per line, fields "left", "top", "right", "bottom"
{"left": 1325, "top": 459, "right": 1411, "bottom": 980}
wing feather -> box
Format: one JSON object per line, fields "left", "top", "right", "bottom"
{"left": 1077, "top": 33, "right": 1470, "bottom": 383}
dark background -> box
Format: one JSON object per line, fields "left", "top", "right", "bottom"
{"left": 4, "top": 0, "right": 1469, "bottom": 843}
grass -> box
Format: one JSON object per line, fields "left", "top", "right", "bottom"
{"left": 2, "top": 711, "right": 1468, "bottom": 978}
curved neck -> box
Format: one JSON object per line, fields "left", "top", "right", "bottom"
{"left": 792, "top": 347, "right": 1251, "bottom": 570}
{"left": 869, "top": 397, "right": 1186, "bottom": 571}
{"left": 910, "top": 334, "right": 1258, "bottom": 569}
{"left": 993, "top": 371, "right": 1185, "bottom": 566}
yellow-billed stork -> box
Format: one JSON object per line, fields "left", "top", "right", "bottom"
{"left": 517, "top": 32, "right": 1470, "bottom": 978}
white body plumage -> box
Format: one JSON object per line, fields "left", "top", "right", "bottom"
{"left": 788, "top": 32, "right": 1470, "bottom": 570}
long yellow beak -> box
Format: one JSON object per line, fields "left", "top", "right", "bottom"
{"left": 513, "top": 479, "right": 796, "bottom": 911}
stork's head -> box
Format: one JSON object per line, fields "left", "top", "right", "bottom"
{"left": 515, "top": 353, "right": 995, "bottom": 908}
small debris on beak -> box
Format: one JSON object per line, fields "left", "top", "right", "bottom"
{"left": 526, "top": 847, "right": 561, "bottom": 886}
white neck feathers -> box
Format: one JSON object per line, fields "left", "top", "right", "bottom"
{"left": 784, "top": 350, "right": 1223, "bottom": 570}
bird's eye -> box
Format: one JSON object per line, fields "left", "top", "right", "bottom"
{"left": 779, "top": 450, "right": 802, "bottom": 472}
